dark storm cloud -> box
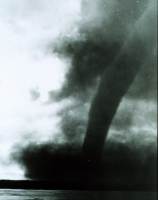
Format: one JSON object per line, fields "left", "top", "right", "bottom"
{"left": 13, "top": 0, "right": 157, "bottom": 184}
{"left": 52, "top": 0, "right": 156, "bottom": 159}
{"left": 127, "top": 57, "right": 157, "bottom": 101}
{"left": 53, "top": 0, "right": 155, "bottom": 100}
{"left": 53, "top": 37, "right": 121, "bottom": 99}
{"left": 57, "top": 100, "right": 89, "bottom": 143}
{"left": 12, "top": 140, "right": 157, "bottom": 186}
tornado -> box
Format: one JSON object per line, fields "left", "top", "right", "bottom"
{"left": 83, "top": 38, "right": 144, "bottom": 161}
{"left": 82, "top": 1, "right": 156, "bottom": 161}
{"left": 12, "top": 0, "right": 156, "bottom": 182}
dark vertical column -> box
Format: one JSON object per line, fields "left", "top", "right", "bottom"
{"left": 82, "top": 37, "right": 146, "bottom": 161}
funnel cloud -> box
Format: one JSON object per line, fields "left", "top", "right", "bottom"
{"left": 13, "top": 0, "right": 157, "bottom": 187}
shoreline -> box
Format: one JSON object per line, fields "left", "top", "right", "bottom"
{"left": 0, "top": 180, "right": 156, "bottom": 191}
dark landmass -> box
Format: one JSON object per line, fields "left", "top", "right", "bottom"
{"left": 0, "top": 180, "right": 156, "bottom": 191}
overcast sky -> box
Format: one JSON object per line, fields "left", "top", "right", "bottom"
{"left": 0, "top": 0, "right": 156, "bottom": 180}
{"left": 0, "top": 0, "right": 81, "bottom": 179}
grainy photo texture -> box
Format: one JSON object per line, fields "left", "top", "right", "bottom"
{"left": 0, "top": 0, "right": 157, "bottom": 199}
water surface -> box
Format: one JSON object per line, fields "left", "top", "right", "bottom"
{"left": 0, "top": 189, "right": 156, "bottom": 200}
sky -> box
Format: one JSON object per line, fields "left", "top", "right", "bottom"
{"left": 0, "top": 0, "right": 81, "bottom": 179}
{"left": 0, "top": 0, "right": 157, "bottom": 180}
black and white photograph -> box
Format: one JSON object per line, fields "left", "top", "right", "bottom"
{"left": 0, "top": 0, "right": 157, "bottom": 199}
